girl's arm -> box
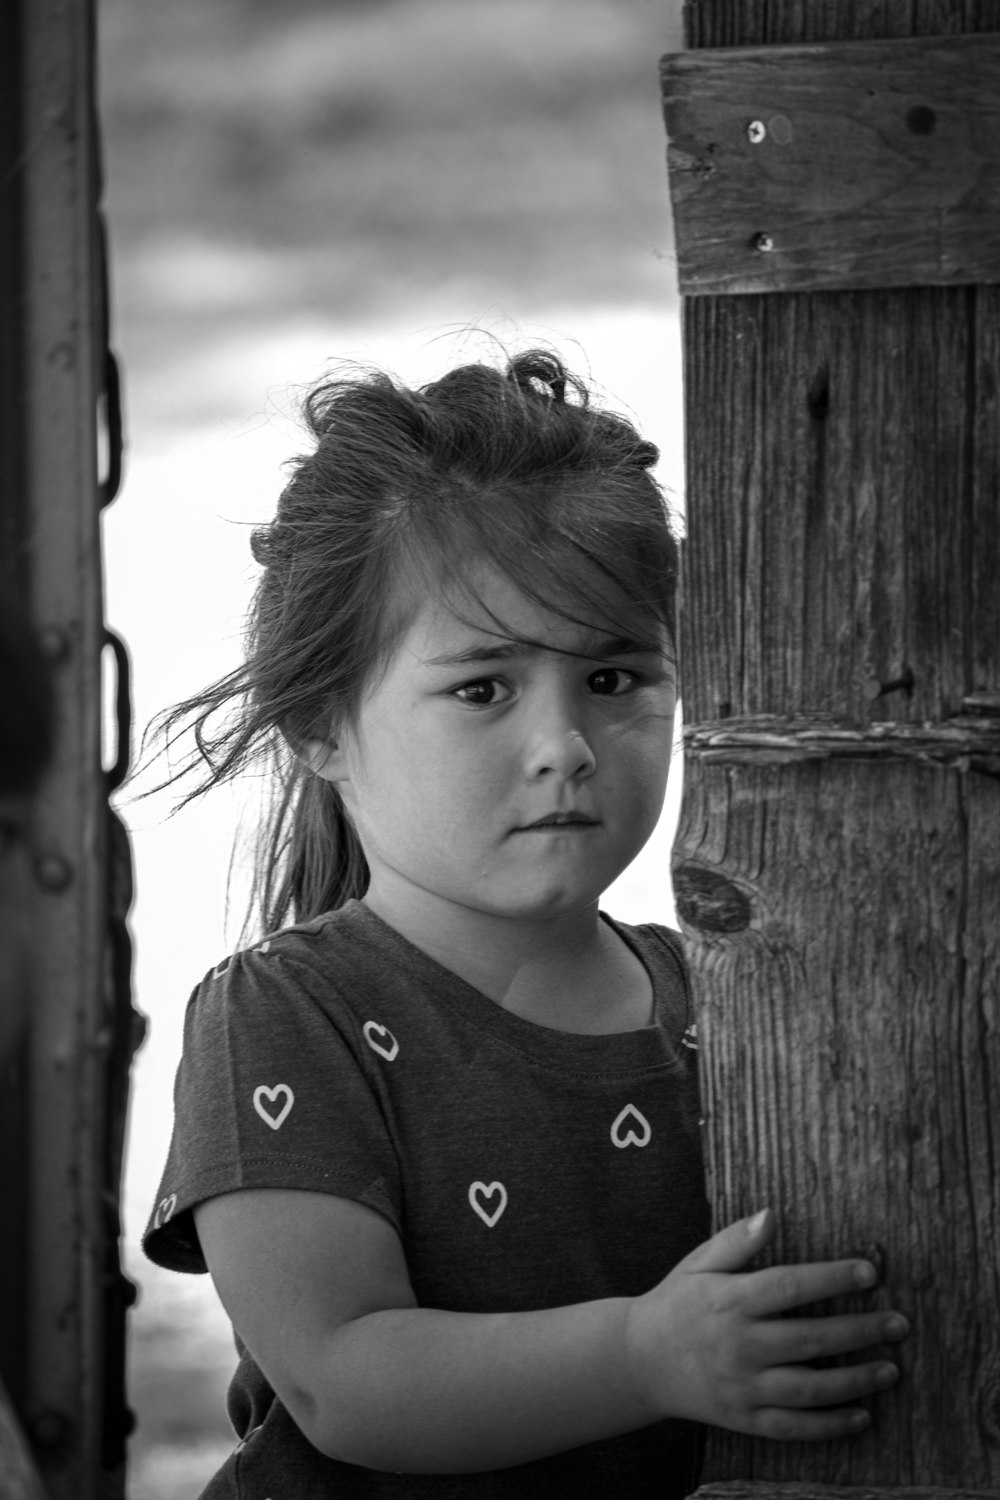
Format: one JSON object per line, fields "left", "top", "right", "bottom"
{"left": 194, "top": 1191, "right": 908, "bottom": 1475}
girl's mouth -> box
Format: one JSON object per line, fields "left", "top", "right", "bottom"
{"left": 518, "top": 813, "right": 599, "bottom": 830}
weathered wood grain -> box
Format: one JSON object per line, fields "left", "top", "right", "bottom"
{"left": 675, "top": 757, "right": 1000, "bottom": 1487}
{"left": 662, "top": 35, "right": 1000, "bottom": 295}
{"left": 678, "top": 289, "right": 1000, "bottom": 728}
{"left": 688, "top": 1486, "right": 1000, "bottom": 1500}
{"left": 681, "top": 1, "right": 1000, "bottom": 50}
{"left": 671, "top": 1, "right": 1000, "bottom": 1493}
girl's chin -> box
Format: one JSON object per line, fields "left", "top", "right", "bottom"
{"left": 458, "top": 884, "right": 608, "bottom": 923}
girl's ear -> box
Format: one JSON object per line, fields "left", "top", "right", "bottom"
{"left": 297, "top": 737, "right": 349, "bottom": 785}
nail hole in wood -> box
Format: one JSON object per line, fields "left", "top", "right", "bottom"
{"left": 807, "top": 368, "right": 830, "bottom": 421}
{"left": 906, "top": 105, "right": 936, "bottom": 135}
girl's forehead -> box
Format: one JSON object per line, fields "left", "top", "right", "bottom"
{"left": 401, "top": 562, "right": 661, "bottom": 659}
{"left": 425, "top": 568, "right": 569, "bottom": 635}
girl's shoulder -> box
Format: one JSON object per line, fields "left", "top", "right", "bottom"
{"left": 599, "top": 913, "right": 688, "bottom": 980}
{"left": 624, "top": 919, "right": 687, "bottom": 963}
{"left": 193, "top": 899, "right": 385, "bottom": 993}
{"left": 184, "top": 899, "right": 447, "bottom": 1037}
{"left": 598, "top": 914, "right": 694, "bottom": 1045}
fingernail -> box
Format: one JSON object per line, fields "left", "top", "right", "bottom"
{"left": 747, "top": 1209, "right": 769, "bottom": 1236}
{"left": 884, "top": 1315, "right": 909, "bottom": 1339}
{"left": 849, "top": 1410, "right": 870, "bottom": 1431}
{"left": 876, "top": 1364, "right": 898, "bottom": 1387}
{"left": 854, "top": 1261, "right": 876, "bottom": 1288}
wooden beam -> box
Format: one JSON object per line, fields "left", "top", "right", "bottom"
{"left": 675, "top": 286, "right": 1000, "bottom": 1492}
{"left": 662, "top": 34, "right": 1000, "bottom": 294}
{"left": 667, "top": 3, "right": 1000, "bottom": 1495}
{"left": 692, "top": 1487, "right": 1000, "bottom": 1500}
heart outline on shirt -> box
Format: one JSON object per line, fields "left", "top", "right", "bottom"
{"left": 252, "top": 1083, "right": 295, "bottom": 1130}
{"left": 363, "top": 1021, "right": 399, "bottom": 1062}
{"left": 468, "top": 1180, "right": 507, "bottom": 1228}
{"left": 156, "top": 1193, "right": 177, "bottom": 1228}
{"left": 610, "top": 1103, "right": 652, "bottom": 1149}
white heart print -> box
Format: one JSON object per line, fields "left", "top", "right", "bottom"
{"left": 468, "top": 1180, "right": 508, "bottom": 1228}
{"left": 253, "top": 1083, "right": 295, "bottom": 1130}
{"left": 156, "top": 1193, "right": 177, "bottom": 1228}
{"left": 363, "top": 1021, "right": 399, "bottom": 1062}
{"left": 610, "top": 1103, "right": 652, "bottom": 1149}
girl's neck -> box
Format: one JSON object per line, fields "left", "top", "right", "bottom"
{"left": 362, "top": 881, "right": 652, "bottom": 1035}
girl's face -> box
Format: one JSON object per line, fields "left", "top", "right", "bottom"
{"left": 309, "top": 562, "right": 676, "bottom": 930}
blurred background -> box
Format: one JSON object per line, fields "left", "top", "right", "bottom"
{"left": 98, "top": 1, "right": 685, "bottom": 1494}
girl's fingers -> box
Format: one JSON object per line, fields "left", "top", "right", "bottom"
{"left": 751, "top": 1404, "right": 873, "bottom": 1443}
{"left": 749, "top": 1309, "right": 908, "bottom": 1365}
{"left": 758, "top": 1356, "right": 900, "bottom": 1413}
{"left": 677, "top": 1208, "right": 776, "bottom": 1277}
{"left": 743, "top": 1256, "right": 878, "bottom": 1318}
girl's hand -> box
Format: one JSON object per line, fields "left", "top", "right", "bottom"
{"left": 625, "top": 1207, "right": 909, "bottom": 1441}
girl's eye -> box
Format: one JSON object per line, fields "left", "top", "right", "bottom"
{"left": 452, "top": 678, "right": 512, "bottom": 706}
{"left": 588, "top": 668, "right": 638, "bottom": 696}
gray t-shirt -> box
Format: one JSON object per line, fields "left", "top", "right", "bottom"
{"left": 144, "top": 901, "right": 709, "bottom": 1498}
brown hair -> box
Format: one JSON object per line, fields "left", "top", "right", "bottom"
{"left": 148, "top": 348, "right": 678, "bottom": 936}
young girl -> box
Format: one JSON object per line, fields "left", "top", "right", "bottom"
{"left": 143, "top": 350, "right": 907, "bottom": 1498}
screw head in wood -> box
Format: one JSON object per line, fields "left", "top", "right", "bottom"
{"left": 747, "top": 119, "right": 766, "bottom": 144}
{"left": 752, "top": 232, "right": 774, "bottom": 253}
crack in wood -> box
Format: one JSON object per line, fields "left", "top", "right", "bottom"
{"left": 684, "top": 716, "right": 1000, "bottom": 771}
{"left": 690, "top": 1486, "right": 1000, "bottom": 1500}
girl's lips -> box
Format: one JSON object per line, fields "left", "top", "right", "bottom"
{"left": 517, "top": 815, "right": 600, "bottom": 830}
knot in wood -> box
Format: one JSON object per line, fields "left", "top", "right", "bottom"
{"left": 673, "top": 864, "right": 752, "bottom": 933}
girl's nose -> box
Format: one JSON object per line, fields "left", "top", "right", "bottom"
{"left": 523, "top": 719, "right": 597, "bottom": 782}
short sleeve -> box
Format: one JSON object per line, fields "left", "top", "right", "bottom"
{"left": 643, "top": 925, "right": 694, "bottom": 1033}
{"left": 142, "top": 942, "right": 403, "bottom": 1273}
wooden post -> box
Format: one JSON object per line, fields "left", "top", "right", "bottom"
{"left": 662, "top": 4, "right": 1000, "bottom": 1497}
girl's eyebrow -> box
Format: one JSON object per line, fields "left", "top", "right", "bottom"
{"left": 426, "top": 642, "right": 526, "bottom": 667}
{"left": 425, "top": 636, "right": 660, "bottom": 668}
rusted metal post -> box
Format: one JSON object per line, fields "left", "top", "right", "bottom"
{"left": 0, "top": 1381, "right": 47, "bottom": 1500}
{"left": 2, "top": 0, "right": 138, "bottom": 1495}
{"left": 662, "top": 3, "right": 1000, "bottom": 1496}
